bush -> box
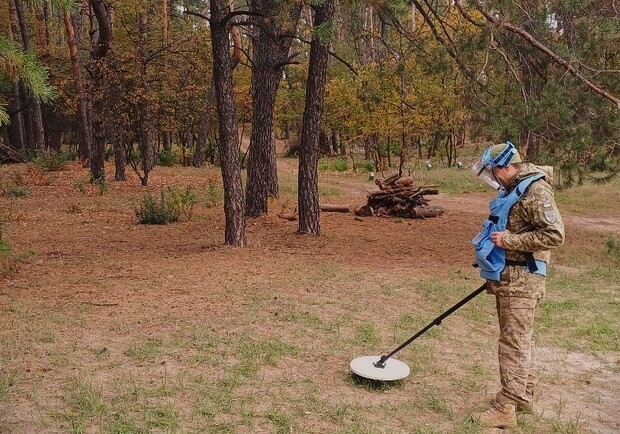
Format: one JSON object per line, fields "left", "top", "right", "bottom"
{"left": 204, "top": 181, "right": 223, "bottom": 208}
{"left": 332, "top": 157, "right": 348, "bottom": 172}
{"left": 104, "top": 146, "right": 115, "bottom": 161}
{"left": 157, "top": 149, "right": 179, "bottom": 167}
{"left": 32, "top": 151, "right": 68, "bottom": 172}
{"left": 2, "top": 186, "right": 28, "bottom": 198}
{"left": 135, "top": 186, "right": 198, "bottom": 224}
{"left": 604, "top": 236, "right": 620, "bottom": 262}
{"left": 178, "top": 186, "right": 198, "bottom": 221}
{"left": 62, "top": 149, "right": 78, "bottom": 161}
{"left": 355, "top": 160, "right": 375, "bottom": 173}
{"left": 319, "top": 157, "right": 348, "bottom": 172}
{"left": 136, "top": 191, "right": 180, "bottom": 225}
{"left": 0, "top": 239, "right": 8, "bottom": 261}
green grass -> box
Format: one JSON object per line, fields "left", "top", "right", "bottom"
{"left": 555, "top": 176, "right": 620, "bottom": 215}
{"left": 125, "top": 337, "right": 164, "bottom": 362}
{"left": 238, "top": 335, "right": 298, "bottom": 365}
{"left": 266, "top": 410, "right": 294, "bottom": 434}
{"left": 0, "top": 371, "right": 15, "bottom": 400}
{"left": 401, "top": 165, "right": 490, "bottom": 194}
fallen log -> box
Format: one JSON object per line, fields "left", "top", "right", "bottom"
{"left": 277, "top": 206, "right": 298, "bottom": 221}
{"left": 410, "top": 205, "right": 445, "bottom": 219}
{"left": 320, "top": 204, "right": 350, "bottom": 213}
{"left": 354, "top": 205, "right": 373, "bottom": 217}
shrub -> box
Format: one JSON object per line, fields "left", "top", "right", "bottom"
{"left": 604, "top": 236, "right": 620, "bottom": 262}
{"left": 2, "top": 186, "right": 28, "bottom": 198}
{"left": 135, "top": 186, "right": 198, "bottom": 224}
{"left": 319, "top": 157, "right": 348, "bottom": 172}
{"left": 104, "top": 146, "right": 115, "bottom": 161}
{"left": 67, "top": 204, "right": 82, "bottom": 214}
{"left": 355, "top": 160, "right": 375, "bottom": 173}
{"left": 205, "top": 181, "right": 223, "bottom": 208}
{"left": 74, "top": 180, "right": 87, "bottom": 194}
{"left": 0, "top": 239, "right": 8, "bottom": 261}
{"left": 136, "top": 190, "right": 181, "bottom": 225}
{"left": 93, "top": 178, "right": 108, "bottom": 196}
{"left": 178, "top": 186, "right": 198, "bottom": 221}
{"left": 332, "top": 157, "right": 348, "bottom": 172}
{"left": 61, "top": 149, "right": 78, "bottom": 161}
{"left": 33, "top": 151, "right": 67, "bottom": 172}
{"left": 157, "top": 149, "right": 179, "bottom": 167}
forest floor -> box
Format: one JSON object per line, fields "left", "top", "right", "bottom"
{"left": 0, "top": 157, "right": 619, "bottom": 434}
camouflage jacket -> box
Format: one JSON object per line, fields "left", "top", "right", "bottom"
{"left": 487, "top": 163, "right": 565, "bottom": 299}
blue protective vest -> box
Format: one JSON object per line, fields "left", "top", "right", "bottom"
{"left": 472, "top": 174, "right": 547, "bottom": 281}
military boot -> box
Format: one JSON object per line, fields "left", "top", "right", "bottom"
{"left": 476, "top": 403, "right": 517, "bottom": 429}
{"left": 516, "top": 401, "right": 533, "bottom": 413}
{"left": 517, "top": 391, "right": 534, "bottom": 413}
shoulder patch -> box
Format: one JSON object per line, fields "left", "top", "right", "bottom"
{"left": 542, "top": 200, "right": 557, "bottom": 224}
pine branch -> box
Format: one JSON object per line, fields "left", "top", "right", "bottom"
{"left": 462, "top": 0, "right": 620, "bottom": 109}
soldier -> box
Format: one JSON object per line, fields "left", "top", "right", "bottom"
{"left": 470, "top": 142, "right": 565, "bottom": 428}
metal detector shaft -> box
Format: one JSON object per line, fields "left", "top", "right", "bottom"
{"left": 374, "top": 283, "right": 487, "bottom": 368}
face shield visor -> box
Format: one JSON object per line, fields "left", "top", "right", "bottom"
{"left": 471, "top": 160, "right": 501, "bottom": 190}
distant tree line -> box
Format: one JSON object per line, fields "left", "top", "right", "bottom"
{"left": 1, "top": 0, "right": 618, "bottom": 244}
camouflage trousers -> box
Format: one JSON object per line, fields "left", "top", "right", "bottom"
{"left": 494, "top": 295, "right": 540, "bottom": 406}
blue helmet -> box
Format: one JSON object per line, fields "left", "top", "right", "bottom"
{"left": 481, "top": 142, "right": 521, "bottom": 169}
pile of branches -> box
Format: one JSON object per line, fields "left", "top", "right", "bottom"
{"left": 355, "top": 174, "right": 444, "bottom": 219}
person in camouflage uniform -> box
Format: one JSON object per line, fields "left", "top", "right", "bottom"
{"left": 472, "top": 143, "right": 565, "bottom": 428}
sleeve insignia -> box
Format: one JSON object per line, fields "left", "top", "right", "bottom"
{"left": 542, "top": 200, "right": 557, "bottom": 224}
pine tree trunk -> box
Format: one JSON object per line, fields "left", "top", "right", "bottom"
{"left": 13, "top": 0, "right": 45, "bottom": 151}
{"left": 138, "top": 8, "right": 155, "bottom": 186}
{"left": 211, "top": 0, "right": 246, "bottom": 246}
{"left": 3, "top": 3, "right": 25, "bottom": 158}
{"left": 113, "top": 135, "right": 126, "bottom": 181}
{"left": 90, "top": 61, "right": 106, "bottom": 182}
{"left": 63, "top": 12, "right": 91, "bottom": 163}
{"left": 88, "top": 0, "right": 113, "bottom": 182}
{"left": 298, "top": 0, "right": 335, "bottom": 236}
{"left": 7, "top": 84, "right": 26, "bottom": 157}
{"left": 246, "top": 63, "right": 279, "bottom": 216}
{"left": 193, "top": 87, "right": 216, "bottom": 167}
{"left": 245, "top": 0, "right": 301, "bottom": 215}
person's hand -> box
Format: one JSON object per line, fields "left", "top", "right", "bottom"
{"left": 491, "top": 230, "right": 509, "bottom": 248}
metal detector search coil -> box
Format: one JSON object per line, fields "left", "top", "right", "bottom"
{"left": 349, "top": 283, "right": 487, "bottom": 381}
{"left": 350, "top": 356, "right": 410, "bottom": 381}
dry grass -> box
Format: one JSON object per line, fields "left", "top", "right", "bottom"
{"left": 0, "top": 160, "right": 619, "bottom": 434}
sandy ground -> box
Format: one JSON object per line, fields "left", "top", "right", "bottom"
{"left": 1, "top": 160, "right": 618, "bottom": 433}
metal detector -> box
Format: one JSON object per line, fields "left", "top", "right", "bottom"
{"left": 350, "top": 283, "right": 487, "bottom": 381}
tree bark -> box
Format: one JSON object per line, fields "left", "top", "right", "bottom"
{"left": 13, "top": 0, "right": 45, "bottom": 151}
{"left": 246, "top": 0, "right": 302, "bottom": 217}
{"left": 210, "top": 0, "right": 246, "bottom": 246}
{"left": 298, "top": 0, "right": 335, "bottom": 236}
{"left": 113, "top": 134, "right": 126, "bottom": 181}
{"left": 88, "top": 0, "right": 113, "bottom": 182}
{"left": 63, "top": 11, "right": 91, "bottom": 164}
{"left": 138, "top": 7, "right": 155, "bottom": 186}
{"left": 193, "top": 2, "right": 242, "bottom": 169}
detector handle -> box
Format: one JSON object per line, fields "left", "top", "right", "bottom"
{"left": 373, "top": 283, "right": 487, "bottom": 368}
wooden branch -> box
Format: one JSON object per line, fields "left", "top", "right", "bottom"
{"left": 81, "top": 301, "right": 119, "bottom": 307}
{"left": 183, "top": 9, "right": 209, "bottom": 20}
{"left": 292, "top": 35, "right": 358, "bottom": 76}
{"left": 466, "top": 0, "right": 620, "bottom": 109}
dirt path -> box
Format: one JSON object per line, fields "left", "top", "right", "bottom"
{"left": 326, "top": 173, "right": 620, "bottom": 234}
